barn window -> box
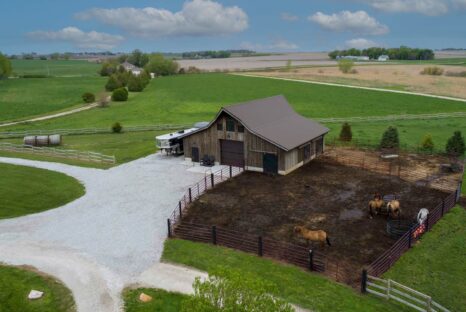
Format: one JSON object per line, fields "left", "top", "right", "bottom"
{"left": 237, "top": 125, "right": 245, "bottom": 133}
{"left": 217, "top": 122, "right": 223, "bottom": 131}
{"left": 226, "top": 118, "right": 235, "bottom": 132}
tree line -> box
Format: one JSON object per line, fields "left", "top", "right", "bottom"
{"left": 328, "top": 46, "right": 435, "bottom": 61}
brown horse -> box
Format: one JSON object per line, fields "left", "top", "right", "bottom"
{"left": 387, "top": 200, "right": 401, "bottom": 219}
{"left": 294, "top": 226, "right": 331, "bottom": 248}
{"left": 368, "top": 193, "right": 385, "bottom": 218}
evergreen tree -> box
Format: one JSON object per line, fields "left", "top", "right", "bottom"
{"left": 446, "top": 131, "right": 465, "bottom": 156}
{"left": 380, "top": 126, "right": 400, "bottom": 149}
{"left": 105, "top": 74, "right": 122, "bottom": 91}
{"left": 339, "top": 122, "right": 352, "bottom": 142}
{"left": 420, "top": 134, "right": 434, "bottom": 153}
{"left": 127, "top": 75, "right": 144, "bottom": 92}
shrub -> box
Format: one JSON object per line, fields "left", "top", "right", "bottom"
{"left": 0, "top": 53, "right": 12, "bottom": 79}
{"left": 105, "top": 74, "right": 123, "bottom": 91}
{"left": 380, "top": 126, "right": 400, "bottom": 149}
{"left": 338, "top": 59, "right": 355, "bottom": 74}
{"left": 144, "top": 54, "right": 179, "bottom": 76}
{"left": 446, "top": 131, "right": 465, "bottom": 156}
{"left": 81, "top": 92, "right": 95, "bottom": 104}
{"left": 111, "top": 122, "right": 122, "bottom": 133}
{"left": 127, "top": 74, "right": 144, "bottom": 92}
{"left": 420, "top": 134, "right": 434, "bottom": 153}
{"left": 187, "top": 66, "right": 202, "bottom": 74}
{"left": 420, "top": 67, "right": 444, "bottom": 76}
{"left": 139, "top": 70, "right": 151, "bottom": 87}
{"left": 339, "top": 122, "right": 352, "bottom": 142}
{"left": 111, "top": 87, "right": 128, "bottom": 102}
{"left": 181, "top": 268, "right": 293, "bottom": 312}
{"left": 445, "top": 71, "right": 466, "bottom": 78}
{"left": 20, "top": 74, "right": 48, "bottom": 78}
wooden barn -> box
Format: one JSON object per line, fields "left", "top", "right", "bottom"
{"left": 180, "top": 95, "right": 329, "bottom": 175}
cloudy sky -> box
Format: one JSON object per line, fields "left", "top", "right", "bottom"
{"left": 1, "top": 0, "right": 465, "bottom": 54}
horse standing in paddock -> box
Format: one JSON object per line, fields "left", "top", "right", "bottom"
{"left": 368, "top": 193, "right": 385, "bottom": 218}
{"left": 387, "top": 200, "right": 401, "bottom": 219}
{"left": 294, "top": 226, "right": 331, "bottom": 248}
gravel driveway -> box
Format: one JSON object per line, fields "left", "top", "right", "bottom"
{"left": 0, "top": 154, "right": 209, "bottom": 312}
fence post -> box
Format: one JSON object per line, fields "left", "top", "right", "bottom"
{"left": 426, "top": 296, "right": 432, "bottom": 312}
{"left": 178, "top": 201, "right": 182, "bottom": 220}
{"left": 441, "top": 199, "right": 445, "bottom": 216}
{"left": 308, "top": 250, "right": 314, "bottom": 271}
{"left": 387, "top": 279, "right": 391, "bottom": 300}
{"left": 211, "top": 173, "right": 214, "bottom": 188}
{"left": 229, "top": 165, "right": 232, "bottom": 178}
{"left": 258, "top": 236, "right": 263, "bottom": 257}
{"left": 189, "top": 188, "right": 192, "bottom": 203}
{"left": 212, "top": 226, "right": 217, "bottom": 245}
{"left": 425, "top": 214, "right": 430, "bottom": 232}
{"left": 361, "top": 269, "right": 368, "bottom": 293}
{"left": 167, "top": 219, "right": 172, "bottom": 238}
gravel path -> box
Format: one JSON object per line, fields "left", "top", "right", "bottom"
{"left": 0, "top": 154, "right": 207, "bottom": 311}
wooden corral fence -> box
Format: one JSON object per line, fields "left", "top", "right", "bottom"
{"left": 0, "top": 143, "right": 116, "bottom": 164}
{"left": 361, "top": 274, "right": 450, "bottom": 312}
{"left": 317, "top": 111, "right": 466, "bottom": 124}
{"left": 0, "top": 124, "right": 191, "bottom": 139}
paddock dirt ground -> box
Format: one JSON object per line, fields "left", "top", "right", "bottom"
{"left": 249, "top": 64, "right": 466, "bottom": 99}
{"left": 182, "top": 159, "right": 451, "bottom": 275}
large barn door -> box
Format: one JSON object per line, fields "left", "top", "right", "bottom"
{"left": 220, "top": 140, "right": 244, "bottom": 167}
{"left": 263, "top": 153, "right": 278, "bottom": 175}
{"left": 192, "top": 147, "right": 200, "bottom": 162}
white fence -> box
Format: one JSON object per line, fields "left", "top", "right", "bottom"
{"left": 366, "top": 275, "right": 449, "bottom": 312}
{"left": 0, "top": 143, "right": 116, "bottom": 164}
{"left": 0, "top": 124, "right": 191, "bottom": 139}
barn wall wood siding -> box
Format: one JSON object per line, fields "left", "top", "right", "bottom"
{"left": 245, "top": 128, "right": 281, "bottom": 170}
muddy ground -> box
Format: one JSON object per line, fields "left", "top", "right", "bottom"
{"left": 183, "top": 160, "right": 449, "bottom": 272}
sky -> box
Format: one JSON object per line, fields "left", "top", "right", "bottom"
{"left": 1, "top": 0, "right": 465, "bottom": 54}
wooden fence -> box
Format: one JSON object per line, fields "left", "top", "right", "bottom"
{"left": 0, "top": 124, "right": 191, "bottom": 139}
{"left": 0, "top": 143, "right": 116, "bottom": 164}
{"left": 316, "top": 111, "right": 466, "bottom": 124}
{"left": 362, "top": 274, "right": 450, "bottom": 312}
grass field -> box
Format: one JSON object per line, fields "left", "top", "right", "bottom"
{"left": 0, "top": 163, "right": 85, "bottom": 219}
{"left": 163, "top": 239, "right": 409, "bottom": 312}
{"left": 11, "top": 60, "right": 100, "bottom": 77}
{"left": 0, "top": 265, "right": 75, "bottom": 312}
{"left": 0, "top": 76, "right": 106, "bottom": 123}
{"left": 123, "top": 288, "right": 186, "bottom": 312}
{"left": 384, "top": 206, "right": 466, "bottom": 312}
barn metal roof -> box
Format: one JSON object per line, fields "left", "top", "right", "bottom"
{"left": 180, "top": 95, "right": 329, "bottom": 151}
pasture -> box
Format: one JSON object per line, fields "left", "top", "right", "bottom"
{"left": 180, "top": 158, "right": 450, "bottom": 278}
{"left": 0, "top": 163, "right": 85, "bottom": 219}
{"left": 0, "top": 265, "right": 75, "bottom": 312}
{"left": 0, "top": 76, "right": 106, "bottom": 123}
{"left": 11, "top": 59, "right": 100, "bottom": 77}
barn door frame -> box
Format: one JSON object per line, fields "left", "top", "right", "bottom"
{"left": 263, "top": 153, "right": 278, "bottom": 175}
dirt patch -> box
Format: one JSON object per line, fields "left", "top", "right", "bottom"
{"left": 183, "top": 160, "right": 449, "bottom": 273}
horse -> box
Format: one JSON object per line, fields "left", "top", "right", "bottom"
{"left": 387, "top": 200, "right": 401, "bottom": 219}
{"left": 368, "top": 193, "right": 385, "bottom": 218}
{"left": 294, "top": 226, "right": 331, "bottom": 248}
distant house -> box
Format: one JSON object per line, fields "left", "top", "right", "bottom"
{"left": 378, "top": 55, "right": 389, "bottom": 62}
{"left": 121, "top": 61, "right": 143, "bottom": 75}
{"left": 179, "top": 95, "right": 329, "bottom": 175}
{"left": 337, "top": 55, "right": 370, "bottom": 61}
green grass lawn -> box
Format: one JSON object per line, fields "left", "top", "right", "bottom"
{"left": 383, "top": 206, "right": 466, "bottom": 312}
{"left": 0, "top": 265, "right": 75, "bottom": 312}
{"left": 11, "top": 59, "right": 100, "bottom": 77}
{"left": 162, "top": 239, "right": 409, "bottom": 312}
{"left": 0, "top": 163, "right": 85, "bottom": 219}
{"left": 123, "top": 288, "right": 186, "bottom": 312}
{"left": 0, "top": 76, "right": 106, "bottom": 123}
{"left": 387, "top": 58, "right": 466, "bottom": 66}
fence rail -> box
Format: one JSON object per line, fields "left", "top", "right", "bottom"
{"left": 0, "top": 143, "right": 116, "bottom": 164}
{"left": 316, "top": 111, "right": 466, "bottom": 124}
{"left": 363, "top": 274, "right": 450, "bottom": 312}
{"left": 0, "top": 124, "right": 191, "bottom": 138}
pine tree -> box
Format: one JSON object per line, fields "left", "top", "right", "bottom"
{"left": 446, "top": 131, "right": 465, "bottom": 156}
{"left": 420, "top": 134, "right": 434, "bottom": 153}
{"left": 380, "top": 126, "right": 400, "bottom": 149}
{"left": 339, "top": 122, "right": 352, "bottom": 142}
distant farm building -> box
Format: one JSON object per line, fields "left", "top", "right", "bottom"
{"left": 180, "top": 95, "right": 329, "bottom": 175}
{"left": 337, "top": 55, "right": 370, "bottom": 61}
{"left": 121, "top": 61, "right": 143, "bottom": 76}
{"left": 378, "top": 55, "right": 390, "bottom": 62}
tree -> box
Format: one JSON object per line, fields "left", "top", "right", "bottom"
{"left": 81, "top": 92, "right": 95, "bottom": 103}
{"left": 380, "top": 126, "right": 400, "bottom": 149}
{"left": 446, "top": 131, "right": 465, "bottom": 156}
{"left": 111, "top": 87, "right": 128, "bottom": 101}
{"left": 99, "top": 60, "right": 119, "bottom": 76}
{"left": 338, "top": 59, "right": 354, "bottom": 74}
{"left": 181, "top": 268, "right": 294, "bottom": 312}
{"left": 420, "top": 134, "right": 434, "bottom": 153}
{"left": 0, "top": 53, "right": 12, "bottom": 79}
{"left": 105, "top": 74, "right": 123, "bottom": 91}
{"left": 127, "top": 74, "right": 144, "bottom": 92}
{"left": 111, "top": 122, "right": 123, "bottom": 133}
{"left": 50, "top": 53, "right": 60, "bottom": 60}
{"left": 144, "top": 54, "right": 179, "bottom": 76}
{"left": 339, "top": 122, "right": 352, "bottom": 142}
{"left": 127, "top": 49, "right": 149, "bottom": 68}
{"left": 139, "top": 70, "right": 151, "bottom": 87}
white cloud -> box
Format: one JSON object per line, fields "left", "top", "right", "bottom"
{"left": 76, "top": 0, "right": 248, "bottom": 37}
{"left": 452, "top": 0, "right": 466, "bottom": 9}
{"left": 240, "top": 39, "right": 299, "bottom": 51}
{"left": 345, "top": 38, "right": 379, "bottom": 49}
{"left": 309, "top": 11, "right": 389, "bottom": 35}
{"left": 28, "top": 27, "right": 124, "bottom": 50}
{"left": 281, "top": 13, "right": 299, "bottom": 22}
{"left": 357, "top": 0, "right": 449, "bottom": 16}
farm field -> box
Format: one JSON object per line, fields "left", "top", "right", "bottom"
{"left": 0, "top": 76, "right": 106, "bottom": 123}
{"left": 0, "top": 163, "right": 85, "bottom": 219}
{"left": 384, "top": 206, "right": 466, "bottom": 312}
{"left": 123, "top": 288, "right": 186, "bottom": 312}
{"left": 11, "top": 59, "right": 100, "bottom": 77}
{"left": 180, "top": 159, "right": 450, "bottom": 280}
{"left": 248, "top": 64, "right": 466, "bottom": 99}
{"left": 0, "top": 265, "right": 76, "bottom": 312}
{"left": 163, "top": 239, "right": 410, "bottom": 312}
